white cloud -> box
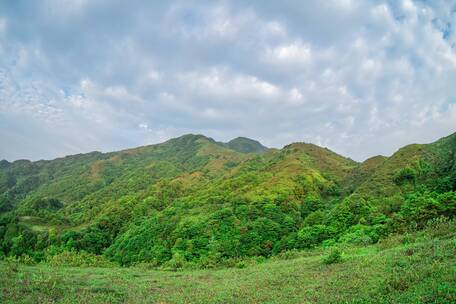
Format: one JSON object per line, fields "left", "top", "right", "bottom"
{"left": 266, "top": 41, "right": 312, "bottom": 65}
{"left": 179, "top": 68, "right": 281, "bottom": 101}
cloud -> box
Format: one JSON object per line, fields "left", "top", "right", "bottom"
{"left": 0, "top": 0, "right": 456, "bottom": 161}
{"left": 265, "top": 41, "right": 312, "bottom": 67}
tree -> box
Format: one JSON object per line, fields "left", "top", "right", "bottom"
{"left": 300, "top": 195, "right": 324, "bottom": 218}
{"left": 297, "top": 225, "right": 332, "bottom": 248}
{"left": 393, "top": 167, "right": 416, "bottom": 186}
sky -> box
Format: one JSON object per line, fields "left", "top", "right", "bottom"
{"left": 1, "top": 0, "right": 456, "bottom": 162}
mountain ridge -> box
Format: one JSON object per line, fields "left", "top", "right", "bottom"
{"left": 3, "top": 131, "right": 455, "bottom": 164}
{"left": 0, "top": 131, "right": 455, "bottom": 268}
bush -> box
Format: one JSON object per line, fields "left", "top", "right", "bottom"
{"left": 393, "top": 167, "right": 416, "bottom": 185}
{"left": 300, "top": 195, "right": 324, "bottom": 218}
{"left": 161, "top": 252, "right": 186, "bottom": 270}
{"left": 275, "top": 249, "right": 301, "bottom": 260}
{"left": 3, "top": 257, "right": 19, "bottom": 274}
{"left": 297, "top": 225, "right": 332, "bottom": 248}
{"left": 46, "top": 250, "right": 116, "bottom": 267}
{"left": 30, "top": 198, "right": 63, "bottom": 211}
{"left": 338, "top": 224, "right": 383, "bottom": 245}
{"left": 18, "top": 254, "right": 36, "bottom": 265}
{"left": 322, "top": 248, "right": 343, "bottom": 265}
{"left": 198, "top": 252, "right": 226, "bottom": 269}
{"left": 303, "top": 210, "right": 325, "bottom": 226}
{"left": 322, "top": 239, "right": 337, "bottom": 248}
{"left": 396, "top": 191, "right": 454, "bottom": 228}
{"left": 423, "top": 217, "right": 454, "bottom": 239}
{"left": 329, "top": 198, "right": 374, "bottom": 232}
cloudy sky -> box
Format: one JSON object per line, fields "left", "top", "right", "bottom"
{"left": 1, "top": 0, "right": 455, "bottom": 161}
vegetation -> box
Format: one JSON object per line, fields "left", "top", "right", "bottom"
{"left": 321, "top": 247, "right": 343, "bottom": 265}
{"left": 0, "top": 132, "right": 455, "bottom": 302}
{"left": 1, "top": 218, "right": 454, "bottom": 303}
{"left": 225, "top": 137, "right": 268, "bottom": 153}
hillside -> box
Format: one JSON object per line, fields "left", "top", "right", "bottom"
{"left": 351, "top": 132, "right": 456, "bottom": 201}
{"left": 0, "top": 134, "right": 250, "bottom": 217}
{"left": 0, "top": 132, "right": 455, "bottom": 270}
{"left": 1, "top": 219, "right": 455, "bottom": 303}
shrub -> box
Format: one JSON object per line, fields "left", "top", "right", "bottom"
{"left": 297, "top": 225, "right": 332, "bottom": 248}
{"left": 322, "top": 248, "right": 343, "bottom": 265}
{"left": 16, "top": 254, "right": 36, "bottom": 265}
{"left": 30, "top": 198, "right": 63, "bottom": 211}
{"left": 303, "top": 210, "right": 326, "bottom": 226}
{"left": 46, "top": 250, "right": 115, "bottom": 267}
{"left": 132, "top": 261, "right": 159, "bottom": 270}
{"left": 3, "top": 257, "right": 19, "bottom": 274}
{"left": 161, "top": 252, "right": 186, "bottom": 270}
{"left": 393, "top": 167, "right": 416, "bottom": 185}
{"left": 329, "top": 198, "right": 374, "bottom": 233}
{"left": 397, "top": 191, "right": 451, "bottom": 228}
{"left": 300, "top": 195, "right": 324, "bottom": 218}
{"left": 322, "top": 239, "right": 337, "bottom": 248}
{"left": 275, "top": 249, "right": 301, "bottom": 260}
{"left": 338, "top": 224, "right": 383, "bottom": 245}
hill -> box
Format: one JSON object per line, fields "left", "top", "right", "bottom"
{"left": 0, "top": 132, "right": 455, "bottom": 270}
{"left": 351, "top": 132, "right": 456, "bottom": 200}
{"left": 224, "top": 137, "right": 268, "bottom": 153}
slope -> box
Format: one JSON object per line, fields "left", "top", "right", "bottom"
{"left": 351, "top": 132, "right": 456, "bottom": 201}
{"left": 1, "top": 218, "right": 454, "bottom": 303}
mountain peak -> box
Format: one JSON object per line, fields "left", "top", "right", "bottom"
{"left": 163, "top": 133, "right": 217, "bottom": 147}
{"left": 225, "top": 137, "right": 268, "bottom": 153}
{"left": 173, "top": 133, "right": 213, "bottom": 141}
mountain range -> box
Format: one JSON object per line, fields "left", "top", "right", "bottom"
{"left": 0, "top": 132, "right": 455, "bottom": 266}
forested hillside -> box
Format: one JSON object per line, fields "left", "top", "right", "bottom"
{"left": 0, "top": 132, "right": 455, "bottom": 268}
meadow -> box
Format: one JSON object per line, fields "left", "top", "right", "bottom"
{"left": 1, "top": 218, "right": 455, "bottom": 303}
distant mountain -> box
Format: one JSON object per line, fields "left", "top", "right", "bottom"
{"left": 224, "top": 137, "right": 268, "bottom": 153}
{"left": 0, "top": 131, "right": 455, "bottom": 267}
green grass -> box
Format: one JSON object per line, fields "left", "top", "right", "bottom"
{"left": 2, "top": 221, "right": 455, "bottom": 303}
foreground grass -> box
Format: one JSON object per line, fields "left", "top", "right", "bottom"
{"left": 1, "top": 221, "right": 456, "bottom": 303}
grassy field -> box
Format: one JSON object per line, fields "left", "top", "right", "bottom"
{"left": 1, "top": 220, "right": 455, "bottom": 304}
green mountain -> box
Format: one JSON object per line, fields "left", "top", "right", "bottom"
{"left": 351, "top": 132, "right": 456, "bottom": 200}
{"left": 224, "top": 137, "right": 268, "bottom": 153}
{"left": 0, "top": 132, "right": 455, "bottom": 268}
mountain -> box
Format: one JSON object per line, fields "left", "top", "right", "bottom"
{"left": 224, "top": 137, "right": 268, "bottom": 153}
{"left": 0, "top": 134, "right": 251, "bottom": 217}
{"left": 351, "top": 132, "right": 456, "bottom": 201}
{"left": 0, "top": 132, "right": 455, "bottom": 268}
{"left": 340, "top": 155, "right": 387, "bottom": 195}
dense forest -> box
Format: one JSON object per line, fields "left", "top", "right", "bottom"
{"left": 0, "top": 132, "right": 455, "bottom": 268}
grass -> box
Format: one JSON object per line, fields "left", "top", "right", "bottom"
{"left": 1, "top": 221, "right": 455, "bottom": 303}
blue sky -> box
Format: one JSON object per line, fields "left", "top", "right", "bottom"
{"left": 1, "top": 0, "right": 455, "bottom": 161}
